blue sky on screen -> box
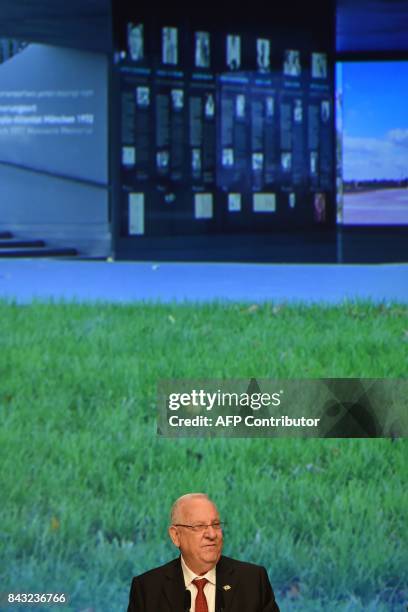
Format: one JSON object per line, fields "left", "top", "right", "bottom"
{"left": 340, "top": 61, "right": 408, "bottom": 181}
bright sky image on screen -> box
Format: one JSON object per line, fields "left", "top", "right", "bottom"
{"left": 341, "top": 61, "right": 408, "bottom": 225}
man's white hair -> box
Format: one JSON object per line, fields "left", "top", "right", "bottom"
{"left": 170, "top": 493, "right": 216, "bottom": 524}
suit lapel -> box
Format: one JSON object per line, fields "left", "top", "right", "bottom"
{"left": 161, "top": 556, "right": 239, "bottom": 611}
{"left": 163, "top": 557, "right": 186, "bottom": 612}
{"left": 215, "top": 557, "right": 236, "bottom": 612}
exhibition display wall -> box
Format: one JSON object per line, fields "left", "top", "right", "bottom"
{"left": 112, "top": 2, "right": 336, "bottom": 256}
{"left": 1, "top": 1, "right": 406, "bottom": 261}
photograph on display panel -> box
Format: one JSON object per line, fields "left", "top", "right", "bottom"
{"left": 256, "top": 38, "right": 271, "bottom": 72}
{"left": 312, "top": 52, "right": 328, "bottom": 79}
{"left": 226, "top": 34, "right": 241, "bottom": 70}
{"left": 162, "top": 27, "right": 178, "bottom": 65}
{"left": 283, "top": 49, "right": 301, "bottom": 76}
{"left": 127, "top": 23, "right": 144, "bottom": 61}
{"left": 195, "top": 31, "right": 211, "bottom": 68}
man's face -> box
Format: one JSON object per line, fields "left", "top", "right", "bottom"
{"left": 169, "top": 497, "right": 223, "bottom": 575}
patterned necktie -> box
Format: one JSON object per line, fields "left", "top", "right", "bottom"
{"left": 192, "top": 578, "right": 209, "bottom": 612}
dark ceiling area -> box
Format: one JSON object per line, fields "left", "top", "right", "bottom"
{"left": 0, "top": 0, "right": 111, "bottom": 52}
{"left": 0, "top": 0, "right": 407, "bottom": 54}
{"left": 336, "top": 0, "right": 408, "bottom": 53}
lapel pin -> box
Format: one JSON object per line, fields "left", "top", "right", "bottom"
{"left": 223, "top": 585, "right": 231, "bottom": 591}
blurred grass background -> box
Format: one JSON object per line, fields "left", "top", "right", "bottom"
{"left": 0, "top": 300, "right": 407, "bottom": 611}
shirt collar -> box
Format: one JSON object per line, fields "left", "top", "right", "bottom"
{"left": 181, "top": 556, "right": 216, "bottom": 587}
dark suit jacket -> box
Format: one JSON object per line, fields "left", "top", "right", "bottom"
{"left": 127, "top": 555, "right": 280, "bottom": 611}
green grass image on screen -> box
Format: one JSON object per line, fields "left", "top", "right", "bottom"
{"left": 0, "top": 301, "right": 407, "bottom": 611}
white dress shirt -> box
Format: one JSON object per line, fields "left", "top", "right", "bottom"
{"left": 181, "top": 556, "right": 216, "bottom": 612}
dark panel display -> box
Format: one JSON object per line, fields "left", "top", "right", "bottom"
{"left": 114, "top": 6, "right": 335, "bottom": 238}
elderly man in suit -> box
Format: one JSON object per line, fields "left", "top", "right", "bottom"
{"left": 127, "top": 493, "right": 280, "bottom": 611}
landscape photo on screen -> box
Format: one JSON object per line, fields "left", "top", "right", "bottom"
{"left": 338, "top": 61, "right": 408, "bottom": 225}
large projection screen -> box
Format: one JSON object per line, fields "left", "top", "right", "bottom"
{"left": 337, "top": 60, "right": 408, "bottom": 226}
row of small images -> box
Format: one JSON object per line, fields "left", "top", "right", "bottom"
{"left": 227, "top": 189, "right": 327, "bottom": 224}
{"left": 126, "top": 24, "right": 328, "bottom": 77}
{"left": 220, "top": 149, "right": 323, "bottom": 175}
{"left": 133, "top": 86, "right": 330, "bottom": 124}
{"left": 135, "top": 86, "right": 216, "bottom": 117}
{"left": 227, "top": 192, "right": 300, "bottom": 212}
{"left": 128, "top": 191, "right": 327, "bottom": 235}
{"left": 122, "top": 145, "right": 326, "bottom": 180}
{"left": 191, "top": 191, "right": 327, "bottom": 222}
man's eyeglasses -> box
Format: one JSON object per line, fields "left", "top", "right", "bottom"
{"left": 172, "top": 521, "right": 225, "bottom": 533}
